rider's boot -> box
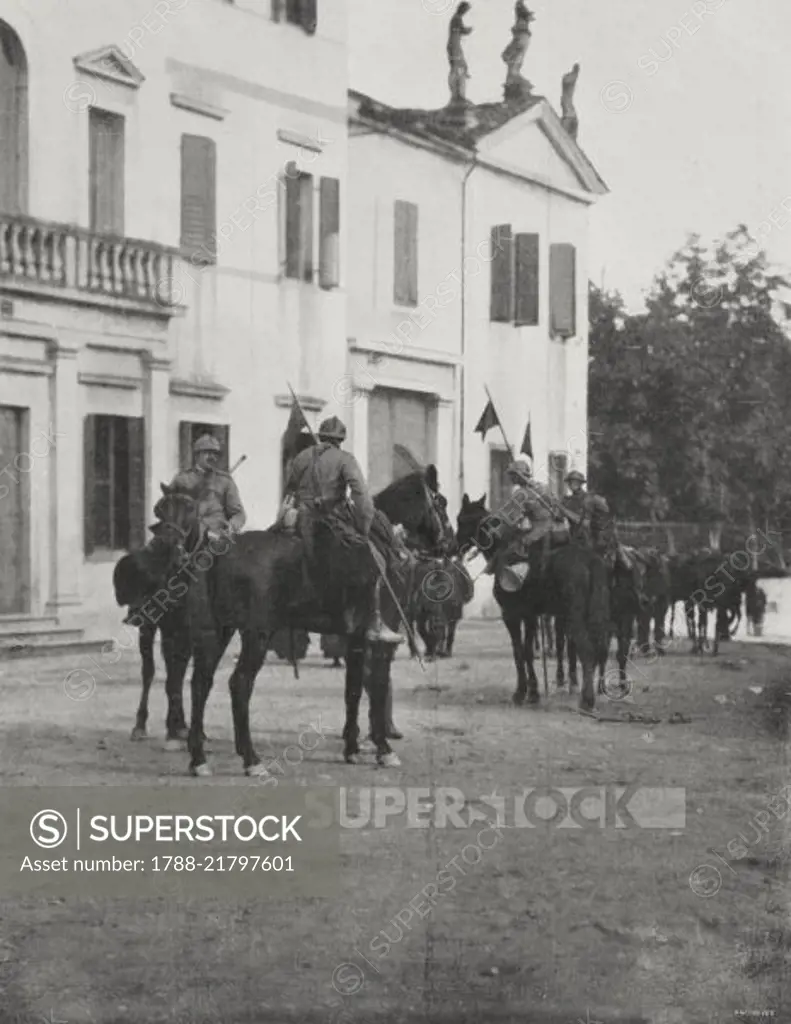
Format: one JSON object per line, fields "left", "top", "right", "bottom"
{"left": 366, "top": 578, "right": 404, "bottom": 645}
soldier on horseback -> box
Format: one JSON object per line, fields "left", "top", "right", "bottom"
{"left": 563, "top": 469, "right": 630, "bottom": 568}
{"left": 284, "top": 415, "right": 404, "bottom": 645}
{"left": 168, "top": 433, "right": 246, "bottom": 541}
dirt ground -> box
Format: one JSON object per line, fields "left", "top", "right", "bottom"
{"left": 0, "top": 620, "right": 788, "bottom": 1024}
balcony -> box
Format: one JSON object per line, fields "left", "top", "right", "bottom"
{"left": 0, "top": 213, "right": 183, "bottom": 314}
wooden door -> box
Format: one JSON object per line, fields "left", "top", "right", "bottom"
{"left": 89, "top": 108, "right": 125, "bottom": 235}
{"left": 0, "top": 406, "right": 28, "bottom": 613}
{"left": 367, "top": 389, "right": 436, "bottom": 493}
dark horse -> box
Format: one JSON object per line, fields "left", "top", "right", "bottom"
{"left": 456, "top": 494, "right": 610, "bottom": 710}
{"left": 154, "top": 472, "right": 439, "bottom": 776}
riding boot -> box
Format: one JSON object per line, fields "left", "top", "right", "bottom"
{"left": 366, "top": 578, "right": 404, "bottom": 645}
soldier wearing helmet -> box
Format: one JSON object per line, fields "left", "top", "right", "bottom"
{"left": 284, "top": 415, "right": 402, "bottom": 644}
{"left": 167, "top": 433, "right": 246, "bottom": 540}
{"left": 563, "top": 469, "right": 623, "bottom": 565}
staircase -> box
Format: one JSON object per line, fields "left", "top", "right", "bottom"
{"left": 0, "top": 616, "right": 107, "bottom": 659}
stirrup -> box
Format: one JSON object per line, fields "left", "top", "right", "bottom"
{"left": 366, "top": 619, "right": 404, "bottom": 645}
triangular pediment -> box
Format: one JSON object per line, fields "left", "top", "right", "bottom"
{"left": 478, "top": 100, "right": 607, "bottom": 198}
{"left": 73, "top": 46, "right": 145, "bottom": 89}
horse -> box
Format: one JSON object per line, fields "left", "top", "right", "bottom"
{"left": 112, "top": 526, "right": 191, "bottom": 746}
{"left": 636, "top": 549, "right": 671, "bottom": 656}
{"left": 407, "top": 554, "right": 474, "bottom": 660}
{"left": 456, "top": 494, "right": 610, "bottom": 710}
{"left": 154, "top": 472, "right": 439, "bottom": 777}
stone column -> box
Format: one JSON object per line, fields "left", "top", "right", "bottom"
{"left": 346, "top": 377, "right": 372, "bottom": 470}
{"left": 436, "top": 397, "right": 456, "bottom": 514}
{"left": 142, "top": 352, "right": 172, "bottom": 517}
{"left": 46, "top": 340, "right": 81, "bottom": 618}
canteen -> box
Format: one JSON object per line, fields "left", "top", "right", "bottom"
{"left": 499, "top": 561, "right": 529, "bottom": 592}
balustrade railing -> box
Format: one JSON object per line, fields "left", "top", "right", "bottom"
{"left": 0, "top": 214, "right": 179, "bottom": 308}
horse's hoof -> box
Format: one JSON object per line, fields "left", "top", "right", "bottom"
{"left": 163, "top": 738, "right": 184, "bottom": 752}
{"left": 512, "top": 692, "right": 526, "bottom": 706}
{"left": 360, "top": 738, "right": 377, "bottom": 753}
{"left": 245, "top": 763, "right": 269, "bottom": 779}
{"left": 579, "top": 699, "right": 596, "bottom": 713}
{"left": 190, "top": 762, "right": 213, "bottom": 777}
{"left": 130, "top": 727, "right": 147, "bottom": 741}
{"left": 176, "top": 728, "right": 189, "bottom": 741}
{"left": 377, "top": 752, "right": 401, "bottom": 768}
{"left": 344, "top": 753, "right": 359, "bottom": 765}
{"left": 386, "top": 729, "right": 403, "bottom": 740}
{"left": 527, "top": 691, "right": 540, "bottom": 705}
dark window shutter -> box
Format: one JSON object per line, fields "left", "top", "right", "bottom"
{"left": 514, "top": 233, "right": 539, "bottom": 326}
{"left": 89, "top": 109, "right": 125, "bottom": 235}
{"left": 216, "top": 425, "right": 230, "bottom": 471}
{"left": 549, "top": 452, "right": 568, "bottom": 498}
{"left": 83, "top": 415, "right": 96, "bottom": 555}
{"left": 550, "top": 243, "right": 576, "bottom": 337}
{"left": 300, "top": 173, "right": 314, "bottom": 282}
{"left": 181, "top": 134, "right": 216, "bottom": 263}
{"left": 394, "top": 200, "right": 418, "bottom": 306}
{"left": 127, "top": 418, "right": 146, "bottom": 551}
{"left": 319, "top": 176, "right": 340, "bottom": 289}
{"left": 284, "top": 171, "right": 301, "bottom": 278}
{"left": 490, "top": 224, "right": 514, "bottom": 322}
{"left": 179, "top": 421, "right": 193, "bottom": 470}
{"left": 300, "top": 0, "right": 317, "bottom": 33}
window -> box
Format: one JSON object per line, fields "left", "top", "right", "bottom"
{"left": 490, "top": 225, "right": 539, "bottom": 325}
{"left": 550, "top": 243, "right": 576, "bottom": 337}
{"left": 180, "top": 134, "right": 216, "bottom": 264}
{"left": 89, "top": 108, "right": 125, "bottom": 235}
{"left": 548, "top": 451, "right": 569, "bottom": 499}
{"left": 394, "top": 200, "right": 418, "bottom": 307}
{"left": 284, "top": 169, "right": 314, "bottom": 281}
{"left": 281, "top": 0, "right": 317, "bottom": 33}
{"left": 0, "top": 20, "right": 28, "bottom": 215}
{"left": 178, "top": 422, "right": 230, "bottom": 471}
{"left": 489, "top": 448, "right": 512, "bottom": 513}
{"left": 84, "top": 415, "right": 145, "bottom": 554}
{"left": 319, "top": 176, "right": 340, "bottom": 289}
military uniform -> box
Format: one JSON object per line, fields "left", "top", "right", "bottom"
{"left": 167, "top": 466, "right": 246, "bottom": 536}
{"left": 564, "top": 471, "right": 620, "bottom": 563}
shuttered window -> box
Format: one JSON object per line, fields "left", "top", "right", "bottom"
{"left": 489, "top": 449, "right": 511, "bottom": 512}
{"left": 394, "top": 200, "right": 418, "bottom": 307}
{"left": 84, "top": 415, "right": 145, "bottom": 554}
{"left": 319, "top": 176, "right": 340, "bottom": 289}
{"left": 284, "top": 0, "right": 317, "bottom": 33}
{"left": 89, "top": 109, "right": 125, "bottom": 235}
{"left": 550, "top": 243, "right": 576, "bottom": 337}
{"left": 284, "top": 170, "right": 314, "bottom": 281}
{"left": 178, "top": 422, "right": 230, "bottom": 471}
{"left": 514, "top": 233, "right": 539, "bottom": 326}
{"left": 489, "top": 224, "right": 514, "bottom": 322}
{"left": 180, "top": 134, "right": 216, "bottom": 264}
{"left": 549, "top": 452, "right": 569, "bottom": 499}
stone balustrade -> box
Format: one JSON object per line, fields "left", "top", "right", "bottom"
{"left": 0, "top": 213, "right": 180, "bottom": 308}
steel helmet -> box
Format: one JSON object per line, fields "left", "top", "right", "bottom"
{"left": 193, "top": 433, "right": 222, "bottom": 454}
{"left": 565, "top": 470, "right": 586, "bottom": 484}
{"left": 318, "top": 416, "right": 347, "bottom": 441}
{"left": 506, "top": 459, "right": 532, "bottom": 479}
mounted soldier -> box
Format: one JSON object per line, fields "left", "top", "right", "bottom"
{"left": 284, "top": 415, "right": 403, "bottom": 645}
{"left": 563, "top": 469, "right": 628, "bottom": 568}
{"left": 167, "top": 433, "right": 246, "bottom": 541}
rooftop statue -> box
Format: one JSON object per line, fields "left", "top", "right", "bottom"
{"left": 447, "top": 2, "right": 473, "bottom": 105}
{"left": 561, "top": 63, "right": 580, "bottom": 139}
{"left": 502, "top": 1, "right": 535, "bottom": 100}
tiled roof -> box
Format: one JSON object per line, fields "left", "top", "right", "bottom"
{"left": 352, "top": 91, "right": 544, "bottom": 151}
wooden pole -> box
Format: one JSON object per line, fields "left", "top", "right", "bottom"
{"left": 484, "top": 384, "right": 514, "bottom": 461}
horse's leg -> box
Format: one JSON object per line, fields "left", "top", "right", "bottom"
{"left": 685, "top": 600, "right": 697, "bottom": 652}
{"left": 506, "top": 616, "right": 529, "bottom": 705}
{"left": 187, "top": 626, "right": 232, "bottom": 777}
{"left": 554, "top": 615, "right": 566, "bottom": 688}
{"left": 524, "top": 616, "right": 540, "bottom": 704}
{"left": 655, "top": 599, "right": 668, "bottom": 655}
{"left": 131, "top": 624, "right": 155, "bottom": 740}
{"left": 343, "top": 635, "right": 365, "bottom": 763}
{"left": 568, "top": 636, "right": 579, "bottom": 690}
{"left": 369, "top": 642, "right": 397, "bottom": 767}
{"left": 162, "top": 621, "right": 191, "bottom": 748}
{"left": 231, "top": 630, "right": 269, "bottom": 775}
{"left": 444, "top": 617, "right": 458, "bottom": 657}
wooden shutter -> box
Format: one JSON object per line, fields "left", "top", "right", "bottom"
{"left": 300, "top": 173, "right": 314, "bottom": 282}
{"left": 549, "top": 452, "right": 568, "bottom": 498}
{"left": 300, "top": 0, "right": 317, "bottom": 33}
{"left": 394, "top": 200, "right": 418, "bottom": 306}
{"left": 515, "top": 233, "right": 539, "bottom": 326}
{"left": 489, "top": 449, "right": 511, "bottom": 512}
{"left": 550, "top": 243, "right": 576, "bottom": 337}
{"left": 89, "top": 109, "right": 125, "bottom": 235}
{"left": 490, "top": 224, "right": 514, "bottom": 322}
{"left": 284, "top": 171, "right": 301, "bottom": 278}
{"left": 216, "top": 425, "right": 230, "bottom": 471}
{"left": 83, "top": 415, "right": 96, "bottom": 554}
{"left": 178, "top": 421, "right": 192, "bottom": 470}
{"left": 181, "top": 134, "right": 216, "bottom": 263}
{"left": 127, "top": 417, "right": 146, "bottom": 551}
{"left": 319, "top": 176, "right": 340, "bottom": 289}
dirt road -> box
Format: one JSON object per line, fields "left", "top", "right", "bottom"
{"left": 0, "top": 621, "right": 788, "bottom": 1023}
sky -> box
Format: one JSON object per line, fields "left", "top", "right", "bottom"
{"left": 348, "top": 0, "right": 791, "bottom": 310}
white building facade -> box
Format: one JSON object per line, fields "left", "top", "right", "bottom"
{"left": 346, "top": 92, "right": 607, "bottom": 611}
{"left": 0, "top": 0, "right": 351, "bottom": 643}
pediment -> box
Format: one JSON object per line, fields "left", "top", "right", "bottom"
{"left": 73, "top": 46, "right": 145, "bottom": 89}
{"left": 478, "top": 100, "right": 607, "bottom": 198}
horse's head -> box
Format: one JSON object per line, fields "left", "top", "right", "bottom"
{"left": 456, "top": 493, "right": 491, "bottom": 555}
{"left": 152, "top": 482, "right": 201, "bottom": 558}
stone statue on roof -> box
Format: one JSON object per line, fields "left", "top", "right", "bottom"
{"left": 561, "top": 63, "right": 580, "bottom": 139}
{"left": 447, "top": 2, "right": 473, "bottom": 106}
{"left": 501, "top": 1, "right": 535, "bottom": 101}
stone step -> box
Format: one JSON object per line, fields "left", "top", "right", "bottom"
{"left": 0, "top": 619, "right": 108, "bottom": 660}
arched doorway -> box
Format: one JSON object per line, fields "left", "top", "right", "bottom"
{"left": 0, "top": 20, "right": 28, "bottom": 214}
